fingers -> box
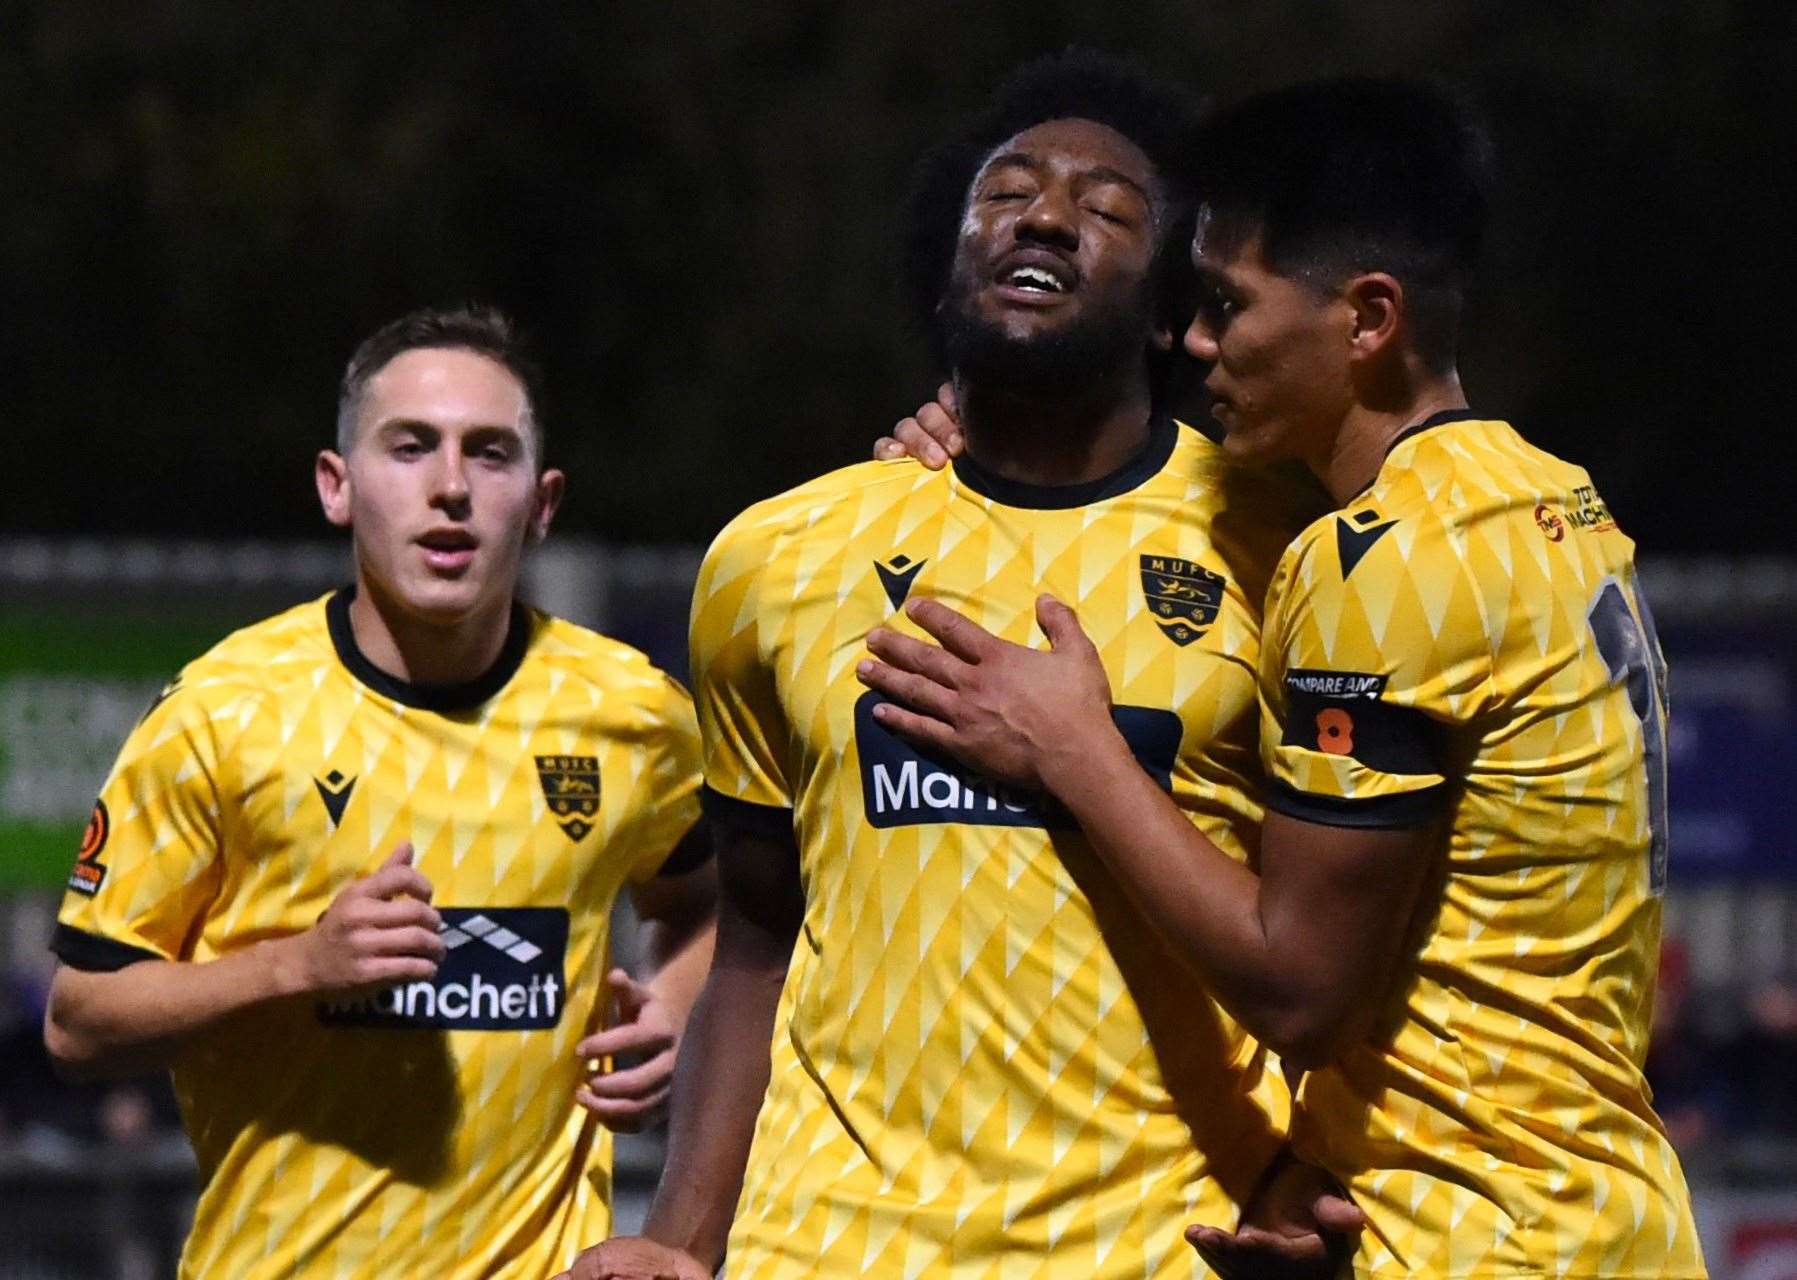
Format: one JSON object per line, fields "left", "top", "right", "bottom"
{"left": 358, "top": 859, "right": 435, "bottom": 904}
{"left": 904, "top": 598, "right": 994, "bottom": 663}
{"left": 581, "top": 1047, "right": 676, "bottom": 1099}
{"left": 352, "top": 954, "right": 441, "bottom": 985}
{"left": 916, "top": 400, "right": 963, "bottom": 456}
{"left": 379, "top": 841, "right": 414, "bottom": 868}
{"left": 865, "top": 626, "right": 968, "bottom": 685}
{"left": 1035, "top": 594, "right": 1095, "bottom": 654}
{"left": 576, "top": 1082, "right": 672, "bottom": 1132}
{"left": 867, "top": 700, "right": 959, "bottom": 754}
{"left": 1186, "top": 1222, "right": 1330, "bottom": 1280}
{"left": 357, "top": 894, "right": 442, "bottom": 933}
{"left": 1311, "top": 1192, "right": 1367, "bottom": 1234}
{"left": 856, "top": 657, "right": 960, "bottom": 723}
{"left": 873, "top": 435, "right": 909, "bottom": 461}
{"left": 892, "top": 417, "right": 949, "bottom": 469}
{"left": 578, "top": 1018, "right": 675, "bottom": 1061}
{"left": 934, "top": 381, "right": 959, "bottom": 420}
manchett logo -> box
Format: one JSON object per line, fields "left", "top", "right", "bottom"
{"left": 318, "top": 907, "right": 568, "bottom": 1031}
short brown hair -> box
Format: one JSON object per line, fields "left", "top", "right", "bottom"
{"left": 335, "top": 305, "right": 546, "bottom": 459}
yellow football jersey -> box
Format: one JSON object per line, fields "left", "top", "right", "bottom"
{"left": 1260, "top": 414, "right": 1703, "bottom": 1278}
{"left": 691, "top": 419, "right": 1322, "bottom": 1279}
{"left": 54, "top": 589, "right": 703, "bottom": 1280}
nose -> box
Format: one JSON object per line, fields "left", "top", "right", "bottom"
{"left": 431, "top": 449, "right": 471, "bottom": 514}
{"left": 1015, "top": 185, "right": 1080, "bottom": 252}
{"left": 1183, "top": 312, "right": 1220, "bottom": 361}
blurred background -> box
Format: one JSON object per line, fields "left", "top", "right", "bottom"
{"left": 3, "top": 2, "right": 1794, "bottom": 1276}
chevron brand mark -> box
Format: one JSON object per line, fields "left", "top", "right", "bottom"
{"left": 874, "top": 553, "right": 928, "bottom": 610}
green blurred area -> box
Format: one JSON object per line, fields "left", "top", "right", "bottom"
{"left": 0, "top": 612, "right": 227, "bottom": 890}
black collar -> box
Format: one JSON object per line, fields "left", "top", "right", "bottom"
{"left": 327, "top": 586, "right": 531, "bottom": 713}
{"left": 1383, "top": 408, "right": 1483, "bottom": 460}
{"left": 950, "top": 415, "right": 1180, "bottom": 511}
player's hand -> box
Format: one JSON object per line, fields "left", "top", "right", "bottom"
{"left": 856, "top": 594, "right": 1119, "bottom": 792}
{"left": 1186, "top": 1152, "right": 1365, "bottom": 1280}
{"left": 574, "top": 969, "right": 679, "bottom": 1133}
{"left": 873, "top": 382, "right": 963, "bottom": 469}
{"left": 554, "top": 1236, "right": 711, "bottom": 1280}
{"left": 272, "top": 843, "right": 443, "bottom": 996}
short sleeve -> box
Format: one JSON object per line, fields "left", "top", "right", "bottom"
{"left": 53, "top": 678, "right": 235, "bottom": 968}
{"left": 1260, "top": 516, "right": 1495, "bottom": 829}
{"left": 688, "top": 515, "right": 794, "bottom": 837}
{"left": 623, "top": 673, "right": 706, "bottom": 883}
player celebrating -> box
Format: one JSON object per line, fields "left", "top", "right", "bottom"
{"left": 43, "top": 307, "right": 717, "bottom": 1277}
{"left": 562, "top": 52, "right": 1358, "bottom": 1280}
{"left": 860, "top": 79, "right": 1706, "bottom": 1278}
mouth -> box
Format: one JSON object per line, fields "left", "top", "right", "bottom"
{"left": 416, "top": 528, "right": 479, "bottom": 572}
{"left": 991, "top": 250, "right": 1077, "bottom": 304}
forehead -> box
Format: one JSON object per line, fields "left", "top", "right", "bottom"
{"left": 1190, "top": 205, "right": 1267, "bottom": 278}
{"left": 978, "top": 116, "right": 1156, "bottom": 189}
{"left": 362, "top": 347, "right": 529, "bottom": 425}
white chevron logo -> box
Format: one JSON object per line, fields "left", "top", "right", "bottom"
{"left": 438, "top": 913, "right": 542, "bottom": 964}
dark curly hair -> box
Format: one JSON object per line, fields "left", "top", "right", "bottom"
{"left": 900, "top": 49, "right": 1204, "bottom": 406}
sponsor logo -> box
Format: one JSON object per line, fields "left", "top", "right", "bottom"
{"left": 1336, "top": 511, "right": 1396, "bottom": 580}
{"left": 1564, "top": 483, "right": 1616, "bottom": 533}
{"left": 1139, "top": 556, "right": 1226, "bottom": 646}
{"left": 536, "top": 755, "right": 599, "bottom": 841}
{"left": 1534, "top": 503, "right": 1565, "bottom": 541}
{"left": 314, "top": 769, "right": 356, "bottom": 829}
{"left": 318, "top": 907, "right": 568, "bottom": 1030}
{"left": 1284, "top": 671, "right": 1387, "bottom": 700}
{"left": 68, "top": 799, "right": 109, "bottom": 897}
{"left": 856, "top": 692, "right": 1182, "bottom": 829}
{"left": 874, "top": 554, "right": 927, "bottom": 610}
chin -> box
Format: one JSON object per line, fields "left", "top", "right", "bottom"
{"left": 1219, "top": 421, "right": 1295, "bottom": 468}
{"left": 392, "top": 575, "right": 495, "bottom": 626}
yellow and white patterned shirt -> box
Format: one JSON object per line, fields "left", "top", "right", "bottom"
{"left": 691, "top": 419, "right": 1322, "bottom": 1279}
{"left": 1261, "top": 413, "right": 1703, "bottom": 1278}
{"left": 55, "top": 589, "right": 703, "bottom": 1279}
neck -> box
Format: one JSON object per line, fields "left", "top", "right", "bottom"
{"left": 954, "top": 368, "right": 1154, "bottom": 488}
{"left": 1309, "top": 368, "right": 1468, "bottom": 505}
{"left": 348, "top": 574, "right": 513, "bottom": 688}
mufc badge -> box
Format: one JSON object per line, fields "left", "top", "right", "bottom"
{"left": 1140, "top": 555, "right": 1225, "bottom": 647}
{"left": 535, "top": 755, "right": 600, "bottom": 842}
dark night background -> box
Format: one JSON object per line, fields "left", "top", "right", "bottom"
{"left": 4, "top": 1, "right": 1793, "bottom": 554}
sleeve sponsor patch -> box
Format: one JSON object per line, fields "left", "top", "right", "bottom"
{"left": 1280, "top": 669, "right": 1446, "bottom": 777}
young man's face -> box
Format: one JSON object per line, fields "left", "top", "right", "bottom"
{"left": 1183, "top": 221, "right": 1356, "bottom": 466}
{"left": 317, "top": 346, "right": 563, "bottom": 627}
{"left": 938, "top": 116, "right": 1166, "bottom": 391}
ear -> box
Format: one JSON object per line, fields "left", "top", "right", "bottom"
{"left": 1344, "top": 271, "right": 1403, "bottom": 361}
{"left": 529, "top": 468, "right": 566, "bottom": 544}
{"left": 316, "top": 451, "right": 352, "bottom": 528}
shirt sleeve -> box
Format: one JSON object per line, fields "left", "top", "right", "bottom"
{"left": 53, "top": 676, "right": 237, "bottom": 968}
{"left": 688, "top": 512, "right": 794, "bottom": 838}
{"left": 623, "top": 672, "right": 707, "bottom": 883}
{"left": 1260, "top": 516, "right": 1496, "bottom": 829}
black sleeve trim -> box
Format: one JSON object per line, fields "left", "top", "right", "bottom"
{"left": 51, "top": 924, "right": 164, "bottom": 972}
{"left": 700, "top": 785, "right": 795, "bottom": 840}
{"left": 651, "top": 817, "right": 715, "bottom": 878}
{"left": 1266, "top": 779, "right": 1451, "bottom": 830}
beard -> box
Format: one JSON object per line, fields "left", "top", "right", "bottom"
{"left": 934, "top": 270, "right": 1158, "bottom": 400}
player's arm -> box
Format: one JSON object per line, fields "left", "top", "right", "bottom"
{"left": 46, "top": 843, "right": 444, "bottom": 1080}
{"left": 560, "top": 816, "right": 802, "bottom": 1280}
{"left": 857, "top": 595, "right": 1440, "bottom": 1069}
{"left": 576, "top": 822, "right": 719, "bottom": 1133}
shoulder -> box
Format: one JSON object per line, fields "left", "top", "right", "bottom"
{"left": 705, "top": 459, "right": 938, "bottom": 564}
{"left": 527, "top": 614, "right": 696, "bottom": 735}
{"left": 163, "top": 596, "right": 333, "bottom": 712}
{"left": 1172, "top": 424, "right": 1331, "bottom": 594}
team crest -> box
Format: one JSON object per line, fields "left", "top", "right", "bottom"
{"left": 535, "top": 755, "right": 600, "bottom": 842}
{"left": 1140, "top": 556, "right": 1225, "bottom": 647}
